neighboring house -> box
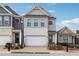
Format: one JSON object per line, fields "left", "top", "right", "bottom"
{"left": 0, "top": 4, "right": 22, "bottom": 46}
{"left": 57, "top": 27, "right": 75, "bottom": 45}
{"left": 23, "top": 6, "right": 56, "bottom": 46}
{"left": 75, "top": 30, "right": 79, "bottom": 44}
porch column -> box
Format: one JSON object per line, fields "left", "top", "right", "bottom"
{"left": 19, "top": 31, "right": 22, "bottom": 45}
{"left": 54, "top": 33, "right": 57, "bottom": 44}
{"left": 72, "top": 36, "right": 75, "bottom": 45}
{"left": 12, "top": 33, "right": 15, "bottom": 46}
{"left": 57, "top": 33, "right": 59, "bottom": 45}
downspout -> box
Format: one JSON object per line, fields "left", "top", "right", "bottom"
{"left": 21, "top": 17, "right": 24, "bottom": 47}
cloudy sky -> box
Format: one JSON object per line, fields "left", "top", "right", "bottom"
{"left": 8, "top": 3, "right": 79, "bottom": 31}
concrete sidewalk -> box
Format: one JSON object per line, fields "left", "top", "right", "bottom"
{"left": 0, "top": 46, "right": 79, "bottom": 54}
{"left": 11, "top": 47, "right": 78, "bottom": 54}
{"left": 0, "top": 47, "right": 11, "bottom": 54}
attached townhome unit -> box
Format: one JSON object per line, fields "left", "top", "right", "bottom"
{"left": 23, "top": 6, "right": 56, "bottom": 47}
{"left": 57, "top": 27, "right": 76, "bottom": 46}
{"left": 0, "top": 4, "right": 22, "bottom": 46}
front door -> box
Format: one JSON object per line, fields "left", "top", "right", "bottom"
{"left": 48, "top": 35, "right": 53, "bottom": 44}
{"left": 15, "top": 33, "right": 19, "bottom": 44}
{"left": 63, "top": 35, "right": 68, "bottom": 43}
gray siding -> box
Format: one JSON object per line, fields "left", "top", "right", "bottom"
{"left": 12, "top": 17, "right": 21, "bottom": 29}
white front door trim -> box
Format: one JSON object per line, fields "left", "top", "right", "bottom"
{"left": 12, "top": 30, "right": 21, "bottom": 45}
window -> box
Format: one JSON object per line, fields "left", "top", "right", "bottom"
{"left": 48, "top": 21, "right": 53, "bottom": 25}
{"left": 41, "top": 22, "right": 45, "bottom": 27}
{"left": 4, "top": 16, "right": 9, "bottom": 26}
{"left": 34, "top": 22, "right": 38, "bottom": 27}
{"left": 63, "top": 35, "right": 68, "bottom": 43}
{"left": 76, "top": 35, "right": 79, "bottom": 38}
{"left": 48, "top": 35, "right": 53, "bottom": 43}
{"left": 76, "top": 30, "right": 79, "bottom": 34}
{"left": 27, "top": 22, "right": 31, "bottom": 27}
{"left": 15, "top": 19, "right": 19, "bottom": 23}
{"left": 0, "top": 16, "right": 2, "bottom": 25}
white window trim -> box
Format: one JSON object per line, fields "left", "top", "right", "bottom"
{"left": 4, "top": 16, "right": 9, "bottom": 26}
{"left": 63, "top": 35, "right": 68, "bottom": 43}
{"left": 34, "top": 21, "right": 38, "bottom": 27}
{"left": 27, "top": 21, "right": 31, "bottom": 27}
{"left": 0, "top": 16, "right": 2, "bottom": 25}
{"left": 40, "top": 22, "right": 45, "bottom": 27}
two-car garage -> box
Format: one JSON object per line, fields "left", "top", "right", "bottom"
{"left": 24, "top": 36, "right": 48, "bottom": 46}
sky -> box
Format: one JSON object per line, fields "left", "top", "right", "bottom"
{"left": 8, "top": 3, "right": 79, "bottom": 31}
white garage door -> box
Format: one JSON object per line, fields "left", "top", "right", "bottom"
{"left": 0, "top": 36, "right": 11, "bottom": 45}
{"left": 24, "top": 37, "right": 48, "bottom": 46}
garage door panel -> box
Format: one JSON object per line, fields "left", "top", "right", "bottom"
{"left": 24, "top": 37, "right": 48, "bottom": 46}
{"left": 0, "top": 36, "right": 11, "bottom": 45}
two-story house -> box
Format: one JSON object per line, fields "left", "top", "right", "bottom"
{"left": 0, "top": 4, "right": 22, "bottom": 46}
{"left": 0, "top": 4, "right": 56, "bottom": 47}
{"left": 23, "top": 6, "right": 56, "bottom": 47}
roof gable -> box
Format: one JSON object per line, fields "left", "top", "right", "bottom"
{"left": 0, "top": 6, "right": 9, "bottom": 13}
{"left": 24, "top": 6, "right": 51, "bottom": 16}
{"left": 58, "top": 27, "right": 75, "bottom": 35}
{"left": 0, "top": 4, "right": 19, "bottom": 16}
{"left": 4, "top": 6, "right": 19, "bottom": 16}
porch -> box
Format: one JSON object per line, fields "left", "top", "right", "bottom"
{"left": 57, "top": 27, "right": 76, "bottom": 46}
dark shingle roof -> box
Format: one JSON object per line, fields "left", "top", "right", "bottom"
{"left": 0, "top": 7, "right": 9, "bottom": 13}
{"left": 4, "top": 6, "right": 19, "bottom": 15}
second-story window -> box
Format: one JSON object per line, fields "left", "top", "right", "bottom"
{"left": 15, "top": 19, "right": 19, "bottom": 23}
{"left": 0, "top": 16, "right": 2, "bottom": 26}
{"left": 48, "top": 21, "right": 53, "bottom": 25}
{"left": 4, "top": 16, "right": 9, "bottom": 26}
{"left": 27, "top": 22, "right": 31, "bottom": 27}
{"left": 34, "top": 22, "right": 38, "bottom": 27}
{"left": 41, "top": 22, "right": 45, "bottom": 27}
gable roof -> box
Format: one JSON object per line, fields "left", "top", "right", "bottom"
{"left": 58, "top": 27, "right": 75, "bottom": 36}
{"left": 24, "top": 6, "right": 55, "bottom": 18}
{"left": 4, "top": 6, "right": 19, "bottom": 16}
{"left": 0, "top": 6, "right": 9, "bottom": 13}
{"left": 0, "top": 4, "right": 19, "bottom": 16}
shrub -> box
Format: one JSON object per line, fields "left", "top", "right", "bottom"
{"left": 48, "top": 43, "right": 57, "bottom": 50}
{"left": 48, "top": 44, "right": 53, "bottom": 50}
{"left": 15, "top": 44, "right": 20, "bottom": 49}
{"left": 20, "top": 43, "right": 25, "bottom": 49}
{"left": 69, "top": 44, "right": 74, "bottom": 48}
{"left": 56, "top": 45, "right": 63, "bottom": 50}
{"left": 74, "top": 44, "right": 79, "bottom": 48}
